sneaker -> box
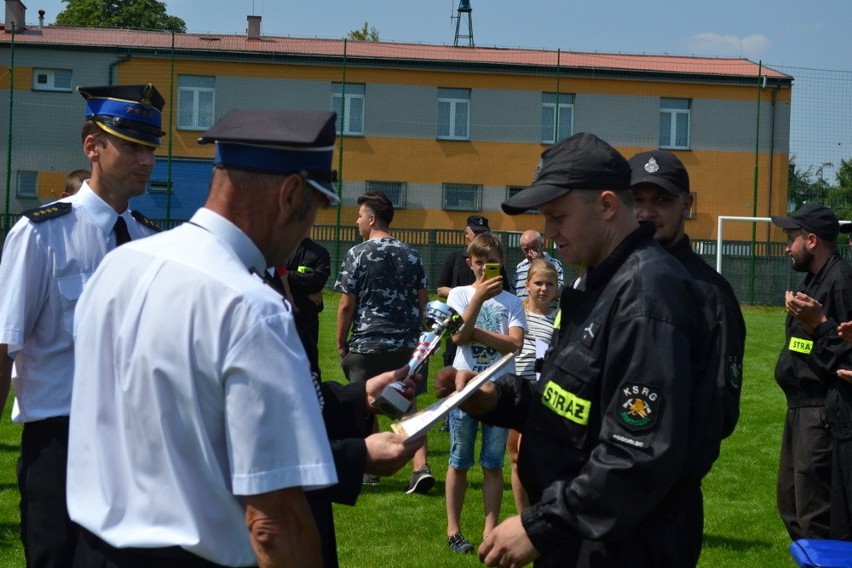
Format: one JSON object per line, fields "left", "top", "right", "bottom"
{"left": 362, "top": 474, "right": 380, "bottom": 485}
{"left": 447, "top": 532, "right": 474, "bottom": 554}
{"left": 405, "top": 465, "right": 435, "bottom": 495}
{"left": 439, "top": 416, "right": 450, "bottom": 432}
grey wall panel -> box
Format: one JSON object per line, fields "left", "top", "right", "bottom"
{"left": 574, "top": 93, "right": 659, "bottom": 148}
{"left": 405, "top": 183, "right": 443, "bottom": 210}
{"left": 214, "top": 77, "right": 329, "bottom": 118}
{"left": 482, "top": 184, "right": 512, "bottom": 212}
{"left": 692, "top": 98, "right": 791, "bottom": 154}
{"left": 471, "top": 89, "right": 541, "bottom": 143}
{"left": 365, "top": 84, "right": 435, "bottom": 139}
{"left": 13, "top": 49, "right": 120, "bottom": 86}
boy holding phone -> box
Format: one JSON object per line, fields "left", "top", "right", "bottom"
{"left": 443, "top": 233, "right": 527, "bottom": 554}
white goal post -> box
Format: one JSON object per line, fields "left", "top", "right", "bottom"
{"left": 715, "top": 216, "right": 772, "bottom": 273}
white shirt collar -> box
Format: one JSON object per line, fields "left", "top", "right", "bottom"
{"left": 189, "top": 208, "right": 266, "bottom": 273}
{"left": 75, "top": 181, "right": 128, "bottom": 236}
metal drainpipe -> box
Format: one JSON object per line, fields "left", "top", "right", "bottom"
{"left": 108, "top": 53, "right": 132, "bottom": 85}
{"left": 766, "top": 84, "right": 779, "bottom": 241}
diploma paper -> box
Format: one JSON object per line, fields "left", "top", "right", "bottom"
{"left": 391, "top": 352, "right": 515, "bottom": 442}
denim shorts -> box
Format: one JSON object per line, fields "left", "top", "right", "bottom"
{"left": 448, "top": 407, "right": 509, "bottom": 471}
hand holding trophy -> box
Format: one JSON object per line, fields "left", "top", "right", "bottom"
{"left": 373, "top": 301, "right": 464, "bottom": 418}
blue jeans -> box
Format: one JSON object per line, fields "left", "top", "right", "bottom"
{"left": 448, "top": 407, "right": 508, "bottom": 471}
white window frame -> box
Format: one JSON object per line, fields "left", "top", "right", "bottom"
{"left": 437, "top": 88, "right": 470, "bottom": 140}
{"left": 442, "top": 182, "right": 481, "bottom": 211}
{"left": 659, "top": 98, "right": 691, "bottom": 150}
{"left": 32, "top": 68, "right": 72, "bottom": 92}
{"left": 331, "top": 83, "right": 365, "bottom": 136}
{"left": 16, "top": 170, "right": 37, "bottom": 198}
{"left": 178, "top": 75, "right": 215, "bottom": 131}
{"left": 541, "top": 93, "right": 574, "bottom": 144}
{"left": 366, "top": 180, "right": 406, "bottom": 208}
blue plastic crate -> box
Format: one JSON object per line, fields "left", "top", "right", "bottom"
{"left": 790, "top": 539, "right": 852, "bottom": 568}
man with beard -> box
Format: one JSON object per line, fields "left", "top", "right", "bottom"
{"left": 771, "top": 203, "right": 852, "bottom": 540}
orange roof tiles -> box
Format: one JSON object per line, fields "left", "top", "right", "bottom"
{"left": 0, "top": 25, "right": 791, "bottom": 80}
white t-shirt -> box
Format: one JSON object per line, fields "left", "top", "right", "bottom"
{"left": 67, "top": 208, "right": 336, "bottom": 566}
{"left": 446, "top": 286, "right": 526, "bottom": 375}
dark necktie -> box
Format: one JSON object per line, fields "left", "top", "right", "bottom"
{"left": 113, "top": 216, "right": 131, "bottom": 246}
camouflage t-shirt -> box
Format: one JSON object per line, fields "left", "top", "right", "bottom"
{"left": 334, "top": 237, "right": 428, "bottom": 353}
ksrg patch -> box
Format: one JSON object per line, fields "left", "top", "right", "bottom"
{"left": 617, "top": 383, "right": 662, "bottom": 431}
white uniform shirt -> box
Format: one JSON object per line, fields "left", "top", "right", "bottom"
{"left": 0, "top": 181, "right": 157, "bottom": 422}
{"left": 67, "top": 208, "right": 336, "bottom": 566}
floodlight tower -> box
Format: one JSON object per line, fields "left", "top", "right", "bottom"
{"left": 453, "top": 0, "right": 474, "bottom": 47}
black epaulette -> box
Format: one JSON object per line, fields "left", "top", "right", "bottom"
{"left": 131, "top": 210, "right": 162, "bottom": 232}
{"left": 22, "top": 202, "right": 72, "bottom": 222}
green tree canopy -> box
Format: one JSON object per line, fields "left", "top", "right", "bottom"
{"left": 347, "top": 22, "right": 379, "bottom": 41}
{"left": 788, "top": 155, "right": 852, "bottom": 220}
{"left": 56, "top": 0, "right": 187, "bottom": 32}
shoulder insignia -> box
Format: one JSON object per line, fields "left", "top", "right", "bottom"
{"left": 131, "top": 210, "right": 162, "bottom": 232}
{"left": 22, "top": 202, "right": 72, "bottom": 222}
{"left": 616, "top": 383, "right": 662, "bottom": 431}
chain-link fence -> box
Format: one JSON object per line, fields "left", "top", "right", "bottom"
{"left": 1, "top": 27, "right": 850, "bottom": 305}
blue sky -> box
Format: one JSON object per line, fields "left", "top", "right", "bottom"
{"left": 27, "top": 0, "right": 851, "bottom": 71}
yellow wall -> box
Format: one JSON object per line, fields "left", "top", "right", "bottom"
{"left": 115, "top": 58, "right": 791, "bottom": 241}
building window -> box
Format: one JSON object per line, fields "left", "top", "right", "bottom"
{"left": 16, "top": 171, "right": 37, "bottom": 198}
{"left": 178, "top": 75, "right": 215, "bottom": 131}
{"left": 442, "top": 182, "right": 481, "bottom": 211}
{"left": 332, "top": 83, "right": 365, "bottom": 136}
{"left": 437, "top": 88, "right": 470, "bottom": 140}
{"left": 147, "top": 180, "right": 172, "bottom": 194}
{"left": 660, "top": 98, "right": 690, "bottom": 149}
{"left": 366, "top": 180, "right": 406, "bottom": 208}
{"left": 32, "top": 69, "right": 72, "bottom": 92}
{"left": 541, "top": 93, "right": 574, "bottom": 144}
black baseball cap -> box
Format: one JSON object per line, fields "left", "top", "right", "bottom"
{"left": 467, "top": 215, "right": 489, "bottom": 233}
{"left": 502, "top": 133, "right": 631, "bottom": 215}
{"left": 771, "top": 203, "right": 840, "bottom": 242}
{"left": 628, "top": 150, "right": 690, "bottom": 195}
{"left": 198, "top": 109, "right": 339, "bottom": 205}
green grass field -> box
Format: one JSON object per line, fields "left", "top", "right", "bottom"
{"left": 0, "top": 302, "right": 799, "bottom": 567}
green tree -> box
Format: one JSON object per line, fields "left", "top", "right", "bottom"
{"left": 787, "top": 156, "right": 833, "bottom": 211}
{"left": 347, "top": 22, "right": 379, "bottom": 41}
{"left": 56, "top": 0, "right": 186, "bottom": 32}
{"left": 829, "top": 158, "right": 852, "bottom": 220}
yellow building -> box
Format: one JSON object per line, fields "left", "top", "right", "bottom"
{"left": 1, "top": 6, "right": 792, "bottom": 243}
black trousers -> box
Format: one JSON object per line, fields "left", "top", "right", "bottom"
{"left": 18, "top": 416, "right": 78, "bottom": 568}
{"left": 777, "top": 406, "right": 833, "bottom": 540}
{"left": 831, "top": 436, "right": 852, "bottom": 540}
{"left": 75, "top": 529, "right": 238, "bottom": 568}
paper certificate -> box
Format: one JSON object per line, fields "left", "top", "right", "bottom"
{"left": 391, "top": 352, "right": 515, "bottom": 442}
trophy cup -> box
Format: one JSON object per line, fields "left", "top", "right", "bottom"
{"left": 373, "top": 301, "right": 464, "bottom": 418}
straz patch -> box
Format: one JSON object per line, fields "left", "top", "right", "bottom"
{"left": 542, "top": 381, "right": 591, "bottom": 425}
{"left": 617, "top": 383, "right": 661, "bottom": 431}
{"left": 788, "top": 336, "right": 813, "bottom": 354}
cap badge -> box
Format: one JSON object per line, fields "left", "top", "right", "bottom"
{"left": 644, "top": 157, "right": 659, "bottom": 174}
{"left": 140, "top": 84, "right": 154, "bottom": 109}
